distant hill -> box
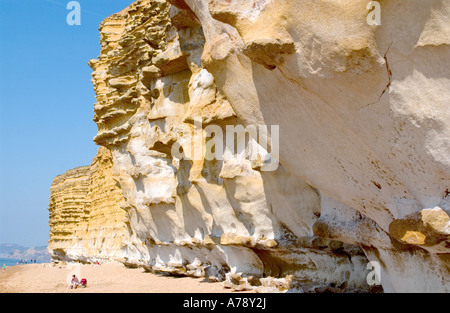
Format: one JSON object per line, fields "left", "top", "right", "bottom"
{"left": 0, "top": 244, "right": 50, "bottom": 262}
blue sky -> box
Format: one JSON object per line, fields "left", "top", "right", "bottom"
{"left": 0, "top": 0, "right": 134, "bottom": 247}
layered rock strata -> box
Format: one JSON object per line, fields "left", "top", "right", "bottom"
{"left": 49, "top": 165, "right": 91, "bottom": 257}
{"left": 84, "top": 0, "right": 376, "bottom": 292}
{"left": 48, "top": 0, "right": 450, "bottom": 293}
{"left": 48, "top": 147, "right": 130, "bottom": 263}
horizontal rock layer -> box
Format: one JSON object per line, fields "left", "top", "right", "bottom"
{"left": 87, "top": 0, "right": 376, "bottom": 292}
{"left": 48, "top": 147, "right": 131, "bottom": 263}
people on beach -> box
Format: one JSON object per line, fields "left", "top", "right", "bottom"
{"left": 17, "top": 259, "right": 37, "bottom": 264}
{"left": 70, "top": 274, "right": 80, "bottom": 289}
{"left": 2, "top": 264, "right": 6, "bottom": 272}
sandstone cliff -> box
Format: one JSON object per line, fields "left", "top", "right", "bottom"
{"left": 170, "top": 0, "right": 450, "bottom": 292}
{"left": 48, "top": 147, "right": 131, "bottom": 263}
{"left": 48, "top": 0, "right": 450, "bottom": 292}
{"left": 49, "top": 165, "right": 91, "bottom": 256}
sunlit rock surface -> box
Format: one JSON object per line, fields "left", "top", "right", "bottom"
{"left": 48, "top": 0, "right": 449, "bottom": 292}
{"left": 48, "top": 147, "right": 131, "bottom": 263}
{"left": 171, "top": 0, "right": 450, "bottom": 292}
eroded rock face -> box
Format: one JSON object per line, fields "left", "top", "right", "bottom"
{"left": 84, "top": 0, "right": 377, "bottom": 292}
{"left": 49, "top": 0, "right": 449, "bottom": 292}
{"left": 49, "top": 165, "right": 91, "bottom": 259}
{"left": 48, "top": 147, "right": 131, "bottom": 263}
{"left": 170, "top": 0, "right": 450, "bottom": 292}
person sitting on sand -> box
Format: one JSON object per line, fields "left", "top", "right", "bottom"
{"left": 70, "top": 274, "right": 80, "bottom": 289}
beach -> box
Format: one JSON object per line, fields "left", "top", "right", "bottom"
{"left": 0, "top": 262, "right": 252, "bottom": 293}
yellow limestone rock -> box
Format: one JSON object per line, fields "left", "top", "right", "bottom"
{"left": 389, "top": 207, "right": 450, "bottom": 253}
{"left": 49, "top": 0, "right": 450, "bottom": 292}
{"left": 48, "top": 166, "right": 90, "bottom": 258}
{"left": 421, "top": 207, "right": 450, "bottom": 235}
{"left": 84, "top": 0, "right": 374, "bottom": 292}
{"left": 48, "top": 147, "right": 132, "bottom": 263}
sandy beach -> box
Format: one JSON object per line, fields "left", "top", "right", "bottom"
{"left": 0, "top": 262, "right": 251, "bottom": 293}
